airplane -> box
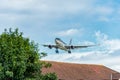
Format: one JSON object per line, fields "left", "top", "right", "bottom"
{"left": 43, "top": 38, "right": 96, "bottom": 53}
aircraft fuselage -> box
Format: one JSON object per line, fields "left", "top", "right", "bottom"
{"left": 55, "top": 38, "right": 68, "bottom": 51}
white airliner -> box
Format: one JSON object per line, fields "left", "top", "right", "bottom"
{"left": 43, "top": 38, "right": 96, "bottom": 53}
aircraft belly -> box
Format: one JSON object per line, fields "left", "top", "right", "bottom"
{"left": 58, "top": 45, "right": 68, "bottom": 51}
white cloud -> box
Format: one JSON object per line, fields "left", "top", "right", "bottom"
{"left": 95, "top": 6, "right": 113, "bottom": 16}
{"left": 0, "top": 0, "right": 112, "bottom": 19}
{"left": 57, "top": 29, "right": 82, "bottom": 36}
{"left": 78, "top": 41, "right": 95, "bottom": 45}
{"left": 95, "top": 31, "right": 108, "bottom": 42}
{"left": 0, "top": 0, "right": 94, "bottom": 14}
{"left": 94, "top": 6, "right": 114, "bottom": 22}
{"left": 0, "top": 0, "right": 33, "bottom": 10}
{"left": 98, "top": 16, "right": 110, "bottom": 22}
{"left": 104, "top": 39, "right": 120, "bottom": 53}
{"left": 95, "top": 31, "right": 120, "bottom": 53}
{"left": 0, "top": 0, "right": 118, "bottom": 25}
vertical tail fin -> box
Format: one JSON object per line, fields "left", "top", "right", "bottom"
{"left": 69, "top": 39, "right": 72, "bottom": 45}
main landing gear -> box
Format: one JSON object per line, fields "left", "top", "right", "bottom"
{"left": 68, "top": 50, "right": 71, "bottom": 54}
{"left": 55, "top": 49, "right": 59, "bottom": 53}
{"left": 55, "top": 49, "right": 71, "bottom": 54}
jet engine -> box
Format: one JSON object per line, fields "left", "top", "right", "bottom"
{"left": 48, "top": 45, "right": 52, "bottom": 49}
{"left": 70, "top": 45, "right": 74, "bottom": 49}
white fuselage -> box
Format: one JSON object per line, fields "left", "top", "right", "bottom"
{"left": 55, "top": 38, "right": 68, "bottom": 51}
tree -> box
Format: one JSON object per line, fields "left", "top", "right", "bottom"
{"left": 41, "top": 73, "right": 58, "bottom": 80}
{"left": 0, "top": 28, "right": 57, "bottom": 80}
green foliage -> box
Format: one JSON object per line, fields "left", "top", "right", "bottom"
{"left": 41, "top": 73, "right": 58, "bottom": 80}
{"left": 0, "top": 28, "right": 57, "bottom": 80}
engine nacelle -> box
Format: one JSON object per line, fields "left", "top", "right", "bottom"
{"left": 70, "top": 45, "right": 74, "bottom": 49}
{"left": 48, "top": 45, "right": 52, "bottom": 49}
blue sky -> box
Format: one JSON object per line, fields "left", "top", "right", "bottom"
{"left": 0, "top": 0, "right": 120, "bottom": 72}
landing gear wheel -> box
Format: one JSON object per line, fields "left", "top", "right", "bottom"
{"left": 68, "top": 50, "right": 71, "bottom": 53}
{"left": 55, "top": 50, "right": 59, "bottom": 53}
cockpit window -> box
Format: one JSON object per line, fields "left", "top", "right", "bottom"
{"left": 55, "top": 38, "right": 66, "bottom": 45}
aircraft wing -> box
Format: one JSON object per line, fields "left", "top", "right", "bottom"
{"left": 65, "top": 45, "right": 96, "bottom": 49}
{"left": 43, "top": 44, "right": 57, "bottom": 49}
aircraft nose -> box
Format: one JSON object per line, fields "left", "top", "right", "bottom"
{"left": 55, "top": 38, "right": 58, "bottom": 42}
{"left": 55, "top": 38, "right": 60, "bottom": 44}
{"left": 55, "top": 38, "right": 59, "bottom": 40}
